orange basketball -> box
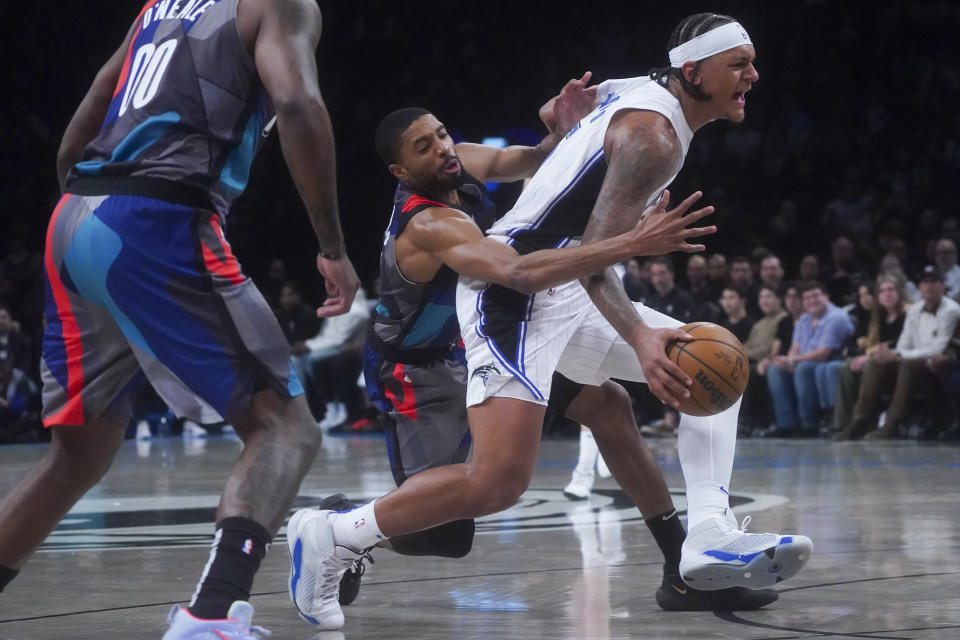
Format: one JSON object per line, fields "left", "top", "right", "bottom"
{"left": 664, "top": 322, "right": 749, "bottom": 417}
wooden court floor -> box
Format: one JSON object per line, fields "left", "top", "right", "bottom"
{"left": 0, "top": 434, "right": 958, "bottom": 639}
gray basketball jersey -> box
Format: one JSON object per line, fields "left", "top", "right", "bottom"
{"left": 68, "top": 0, "right": 273, "bottom": 216}
{"left": 369, "top": 176, "right": 497, "bottom": 355}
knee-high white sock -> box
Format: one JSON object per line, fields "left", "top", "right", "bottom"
{"left": 678, "top": 397, "right": 741, "bottom": 528}
{"left": 575, "top": 428, "right": 599, "bottom": 474}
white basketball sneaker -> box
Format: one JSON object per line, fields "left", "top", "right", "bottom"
{"left": 161, "top": 601, "right": 270, "bottom": 639}
{"left": 679, "top": 512, "right": 812, "bottom": 590}
{"left": 563, "top": 467, "right": 595, "bottom": 500}
{"left": 286, "top": 509, "right": 363, "bottom": 629}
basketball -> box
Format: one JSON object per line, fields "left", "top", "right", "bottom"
{"left": 665, "top": 322, "right": 749, "bottom": 417}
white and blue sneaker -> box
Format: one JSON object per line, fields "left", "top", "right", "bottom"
{"left": 679, "top": 513, "right": 812, "bottom": 590}
{"left": 286, "top": 508, "right": 363, "bottom": 630}
{"left": 162, "top": 601, "right": 269, "bottom": 639}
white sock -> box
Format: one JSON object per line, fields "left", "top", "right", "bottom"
{"left": 685, "top": 481, "right": 731, "bottom": 528}
{"left": 329, "top": 501, "right": 386, "bottom": 551}
{"left": 678, "top": 397, "right": 740, "bottom": 528}
{"left": 575, "top": 428, "right": 599, "bottom": 474}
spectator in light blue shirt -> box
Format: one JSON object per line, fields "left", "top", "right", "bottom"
{"left": 765, "top": 281, "right": 854, "bottom": 436}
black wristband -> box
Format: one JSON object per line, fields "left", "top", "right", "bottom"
{"left": 318, "top": 248, "right": 344, "bottom": 261}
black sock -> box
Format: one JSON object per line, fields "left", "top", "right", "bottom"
{"left": 0, "top": 565, "right": 19, "bottom": 593}
{"left": 188, "top": 517, "right": 271, "bottom": 620}
{"left": 644, "top": 509, "right": 686, "bottom": 575}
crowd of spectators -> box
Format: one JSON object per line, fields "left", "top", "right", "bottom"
{"left": 3, "top": 3, "right": 960, "bottom": 443}
{"left": 624, "top": 247, "right": 960, "bottom": 441}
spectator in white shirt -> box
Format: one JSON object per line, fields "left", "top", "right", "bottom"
{"left": 845, "top": 266, "right": 960, "bottom": 439}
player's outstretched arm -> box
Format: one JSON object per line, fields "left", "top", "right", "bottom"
{"left": 400, "top": 198, "right": 712, "bottom": 295}
{"left": 577, "top": 110, "right": 701, "bottom": 408}
{"left": 56, "top": 21, "right": 137, "bottom": 191}
{"left": 253, "top": 0, "right": 359, "bottom": 317}
{"left": 456, "top": 72, "right": 596, "bottom": 183}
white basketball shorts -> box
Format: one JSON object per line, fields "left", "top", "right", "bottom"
{"left": 457, "top": 275, "right": 683, "bottom": 408}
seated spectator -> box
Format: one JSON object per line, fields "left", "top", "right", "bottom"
{"left": 933, "top": 238, "right": 960, "bottom": 300}
{"left": 825, "top": 235, "right": 869, "bottom": 307}
{"left": 822, "top": 173, "right": 874, "bottom": 236}
{"left": 622, "top": 256, "right": 650, "bottom": 303}
{"left": 0, "top": 303, "right": 31, "bottom": 379}
{"left": 843, "top": 266, "right": 960, "bottom": 439}
{"left": 846, "top": 283, "right": 876, "bottom": 350}
{"left": 798, "top": 254, "right": 821, "bottom": 285}
{"left": 748, "top": 286, "right": 794, "bottom": 366}
{"left": 781, "top": 282, "right": 804, "bottom": 348}
{"left": 0, "top": 347, "right": 40, "bottom": 444}
{"left": 928, "top": 322, "right": 960, "bottom": 440}
{"left": 276, "top": 281, "right": 322, "bottom": 358}
{"left": 707, "top": 253, "right": 729, "bottom": 290}
{"left": 685, "top": 254, "right": 722, "bottom": 323}
{"left": 833, "top": 274, "right": 908, "bottom": 439}
{"left": 719, "top": 285, "right": 755, "bottom": 344}
{"left": 645, "top": 257, "right": 695, "bottom": 323}
{"left": 759, "top": 254, "right": 785, "bottom": 292}
{"left": 298, "top": 289, "right": 371, "bottom": 428}
{"left": 685, "top": 254, "right": 719, "bottom": 303}
{"left": 765, "top": 281, "right": 854, "bottom": 436}
{"left": 879, "top": 254, "right": 919, "bottom": 302}
{"left": 729, "top": 255, "right": 760, "bottom": 318}
{"left": 257, "top": 258, "right": 289, "bottom": 311}
{"left": 741, "top": 285, "right": 793, "bottom": 432}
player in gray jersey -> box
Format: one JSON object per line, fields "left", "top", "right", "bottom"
{"left": 0, "top": 1, "right": 358, "bottom": 637}
{"left": 290, "top": 13, "right": 813, "bottom": 629}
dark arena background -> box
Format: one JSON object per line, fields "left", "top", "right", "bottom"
{"left": 1, "top": 2, "right": 960, "bottom": 639}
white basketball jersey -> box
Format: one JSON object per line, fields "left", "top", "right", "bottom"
{"left": 487, "top": 76, "right": 694, "bottom": 254}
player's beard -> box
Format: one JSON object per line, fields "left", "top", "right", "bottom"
{"left": 425, "top": 163, "right": 466, "bottom": 194}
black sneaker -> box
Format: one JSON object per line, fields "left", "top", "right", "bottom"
{"left": 338, "top": 548, "right": 374, "bottom": 606}
{"left": 655, "top": 573, "right": 779, "bottom": 611}
{"left": 314, "top": 494, "right": 375, "bottom": 607}
{"left": 316, "top": 493, "right": 360, "bottom": 512}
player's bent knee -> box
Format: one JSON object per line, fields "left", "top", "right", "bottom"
{"left": 473, "top": 475, "right": 529, "bottom": 516}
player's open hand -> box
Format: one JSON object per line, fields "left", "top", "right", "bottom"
{"left": 629, "top": 190, "right": 716, "bottom": 256}
{"left": 315, "top": 252, "right": 361, "bottom": 318}
{"left": 628, "top": 324, "right": 693, "bottom": 409}
{"left": 541, "top": 71, "right": 597, "bottom": 136}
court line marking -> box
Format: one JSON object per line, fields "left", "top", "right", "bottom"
{"left": 717, "top": 611, "right": 960, "bottom": 640}
{"left": 2, "top": 567, "right": 958, "bottom": 625}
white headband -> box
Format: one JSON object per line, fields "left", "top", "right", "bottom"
{"left": 668, "top": 22, "right": 752, "bottom": 68}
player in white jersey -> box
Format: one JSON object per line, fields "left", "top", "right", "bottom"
{"left": 289, "top": 13, "right": 813, "bottom": 629}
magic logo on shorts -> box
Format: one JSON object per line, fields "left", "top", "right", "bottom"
{"left": 472, "top": 364, "right": 501, "bottom": 386}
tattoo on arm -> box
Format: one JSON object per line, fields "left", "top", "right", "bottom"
{"left": 579, "top": 114, "right": 680, "bottom": 339}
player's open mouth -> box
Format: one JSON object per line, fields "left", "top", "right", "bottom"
{"left": 733, "top": 92, "right": 746, "bottom": 105}
{"left": 444, "top": 159, "right": 461, "bottom": 174}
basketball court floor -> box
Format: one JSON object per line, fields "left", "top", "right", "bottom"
{"left": 0, "top": 433, "right": 958, "bottom": 639}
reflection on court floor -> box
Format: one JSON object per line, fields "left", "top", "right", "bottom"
{"left": 1, "top": 436, "right": 959, "bottom": 639}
